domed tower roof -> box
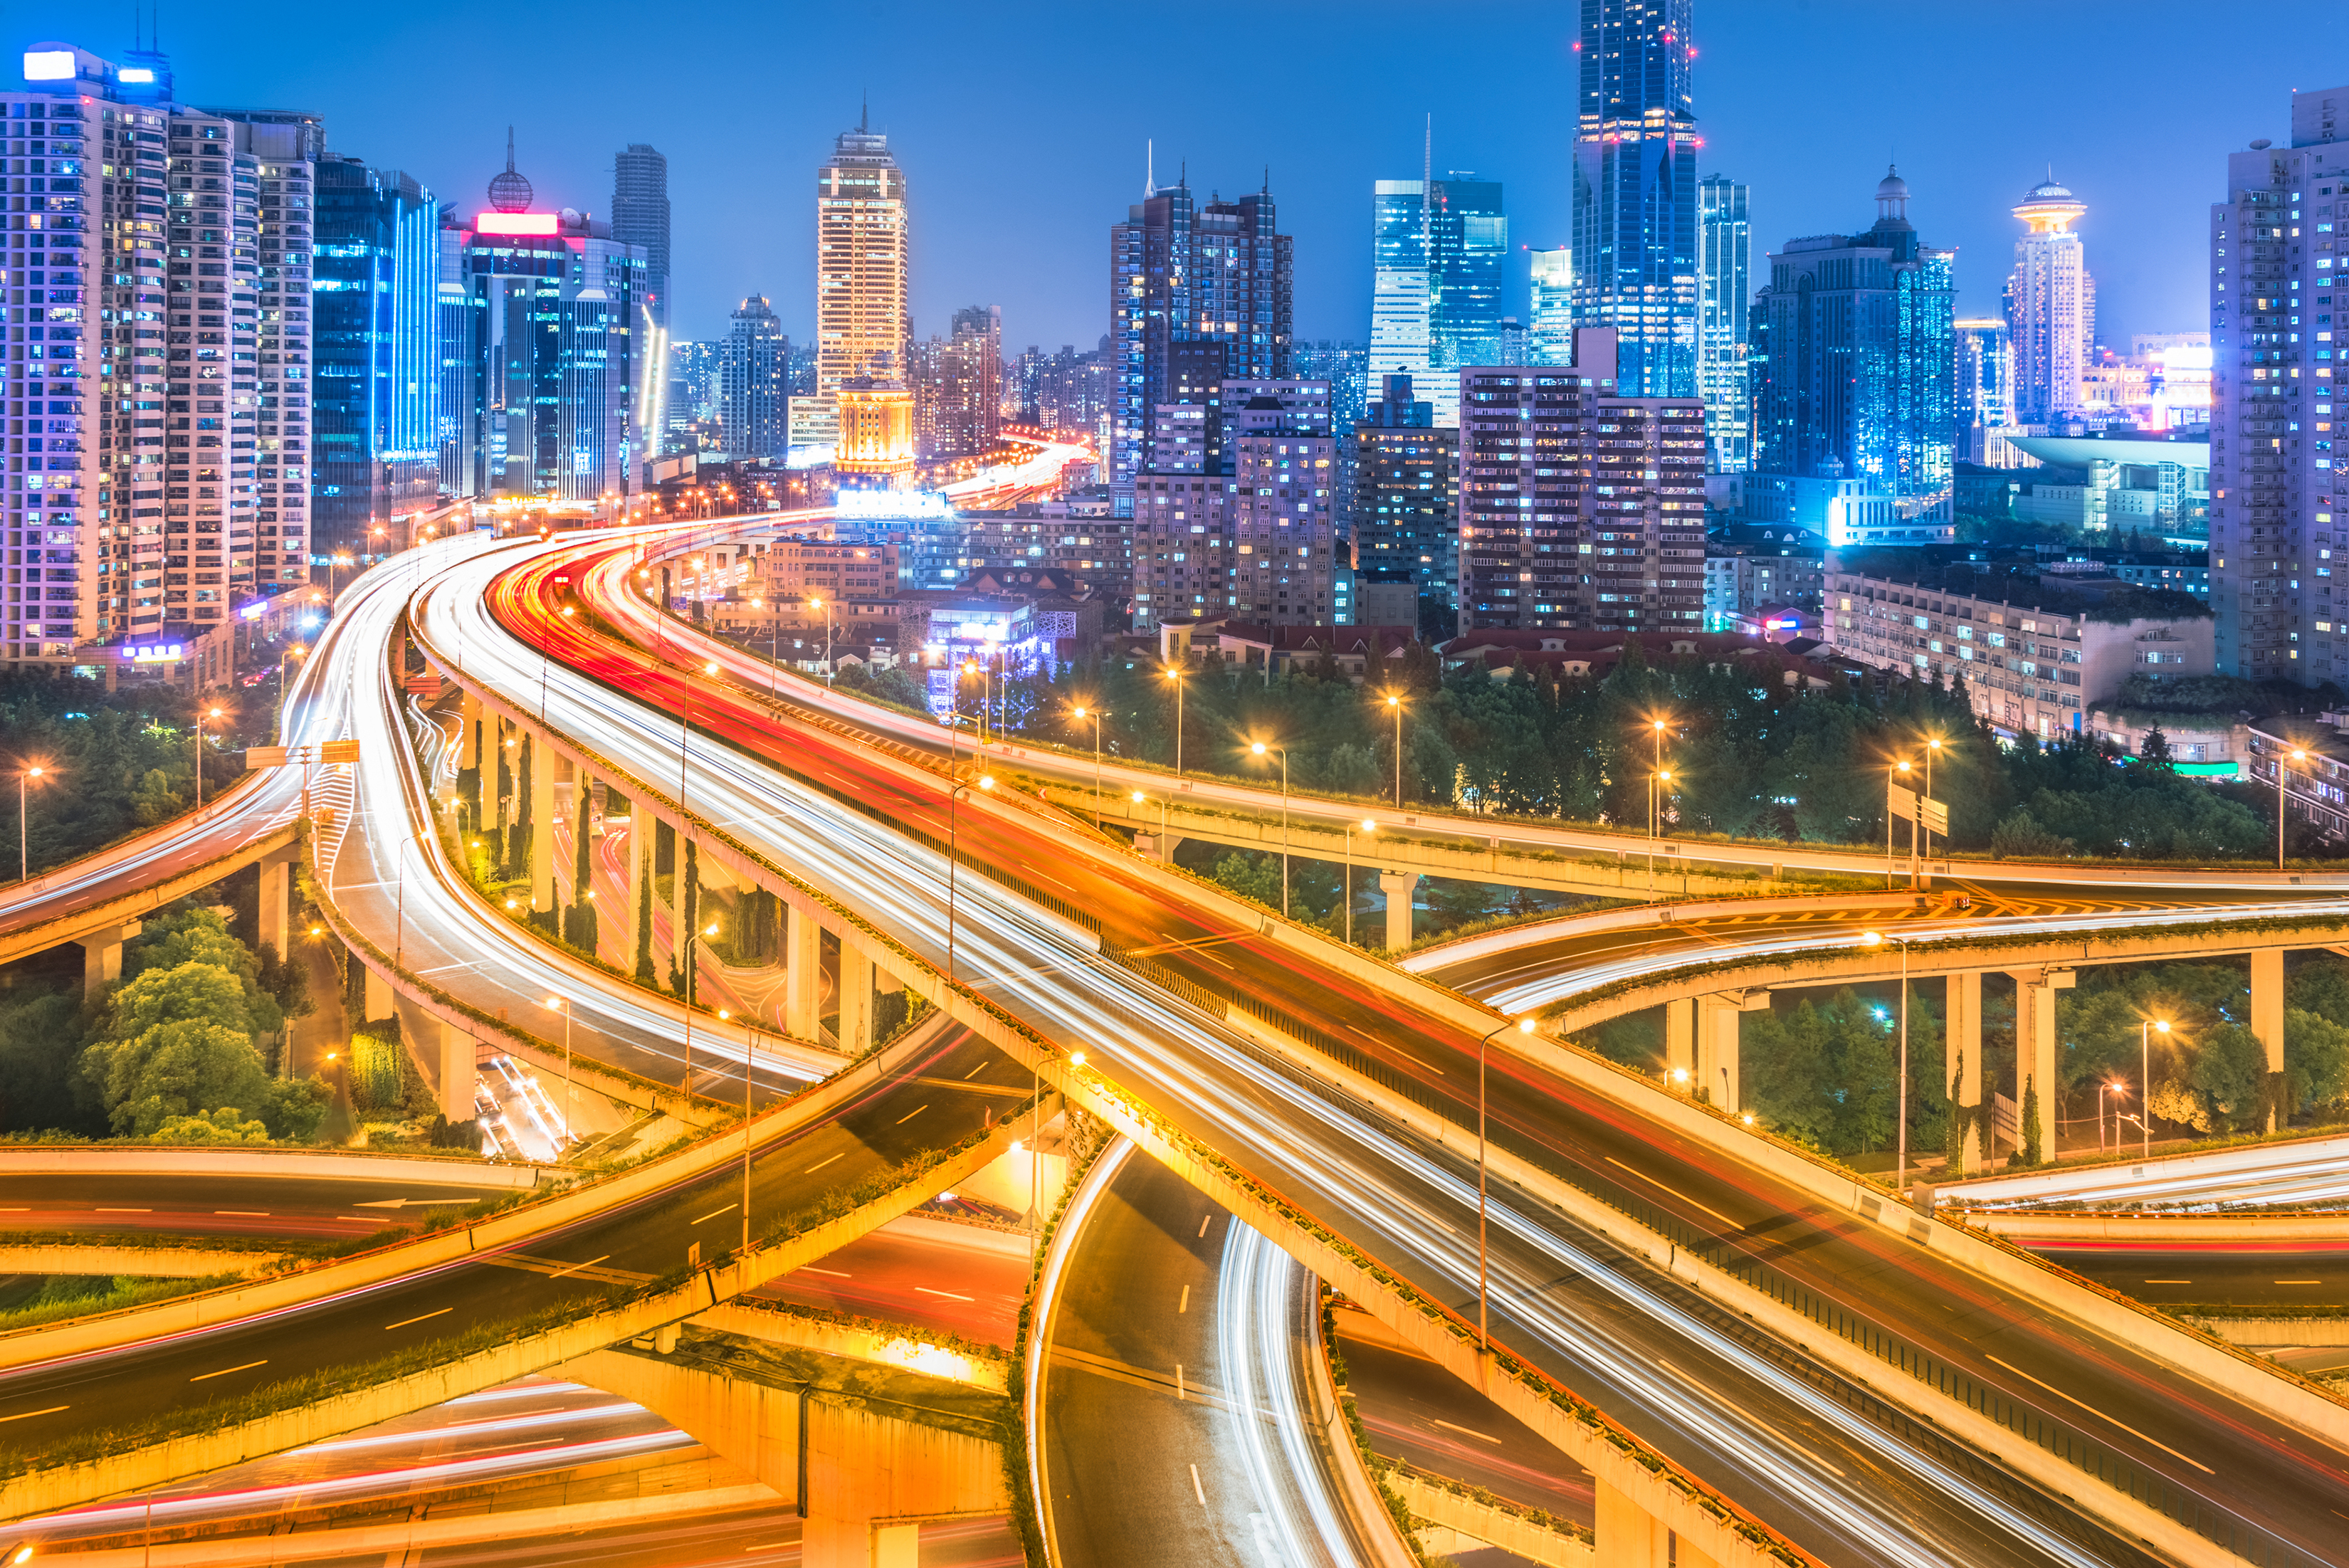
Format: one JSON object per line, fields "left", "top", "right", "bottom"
{"left": 1874, "top": 163, "right": 1913, "bottom": 227}
{"left": 488, "top": 127, "right": 534, "bottom": 214}
{"left": 2013, "top": 167, "right": 2086, "bottom": 234}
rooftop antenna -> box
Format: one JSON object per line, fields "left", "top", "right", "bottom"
{"left": 861, "top": 93, "right": 869, "bottom": 134}
{"left": 1146, "top": 137, "right": 1155, "bottom": 198}
{"left": 1423, "top": 112, "right": 1434, "bottom": 256}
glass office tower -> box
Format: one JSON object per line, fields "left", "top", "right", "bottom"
{"left": 312, "top": 155, "right": 438, "bottom": 559}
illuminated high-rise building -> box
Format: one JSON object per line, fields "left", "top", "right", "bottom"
{"left": 438, "top": 137, "right": 648, "bottom": 503}
{"left": 2005, "top": 175, "right": 2093, "bottom": 424}
{"left": 938, "top": 305, "right": 1003, "bottom": 457}
{"left": 1748, "top": 169, "right": 1955, "bottom": 538}
{"left": 1367, "top": 174, "right": 1504, "bottom": 425}
{"left": 816, "top": 112, "right": 909, "bottom": 395}
{"left": 611, "top": 144, "right": 670, "bottom": 329}
{"left": 1109, "top": 177, "right": 1293, "bottom": 501}
{"left": 720, "top": 295, "right": 787, "bottom": 458}
{"left": 1697, "top": 174, "right": 1750, "bottom": 472}
{"left": 1528, "top": 247, "right": 1575, "bottom": 365}
{"left": 2209, "top": 85, "right": 2349, "bottom": 685}
{"left": 1368, "top": 179, "right": 1430, "bottom": 393}
{"left": 1570, "top": 0, "right": 1699, "bottom": 399}
{"left": 1954, "top": 317, "right": 2013, "bottom": 463}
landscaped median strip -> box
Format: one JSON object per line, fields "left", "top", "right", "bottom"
{"left": 0, "top": 1014, "right": 957, "bottom": 1377}
{"left": 0, "top": 1100, "right": 1046, "bottom": 1521}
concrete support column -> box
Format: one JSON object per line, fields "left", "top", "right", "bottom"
{"left": 1134, "top": 831, "right": 1182, "bottom": 863}
{"left": 257, "top": 848, "right": 293, "bottom": 961}
{"left": 76, "top": 921, "right": 141, "bottom": 1000}
{"left": 2009, "top": 969, "right": 2074, "bottom": 1162}
{"left": 1946, "top": 972, "right": 1983, "bottom": 1175}
{"left": 1595, "top": 1479, "right": 1722, "bottom": 1568}
{"left": 1696, "top": 991, "right": 1767, "bottom": 1112}
{"left": 838, "top": 943, "right": 875, "bottom": 1055}
{"left": 439, "top": 1021, "right": 474, "bottom": 1124}
{"left": 2250, "top": 947, "right": 2286, "bottom": 1132}
{"left": 363, "top": 964, "right": 394, "bottom": 1024}
{"left": 783, "top": 903, "right": 822, "bottom": 1041}
{"left": 623, "top": 801, "right": 646, "bottom": 974}
{"left": 1664, "top": 998, "right": 1695, "bottom": 1088}
{"left": 530, "top": 733, "right": 556, "bottom": 912}
{"left": 1377, "top": 869, "right": 1417, "bottom": 953}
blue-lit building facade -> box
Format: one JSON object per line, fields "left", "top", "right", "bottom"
{"left": 1109, "top": 180, "right": 1293, "bottom": 509}
{"left": 1365, "top": 175, "right": 1505, "bottom": 426}
{"left": 437, "top": 180, "right": 648, "bottom": 504}
{"left": 1570, "top": 0, "right": 1699, "bottom": 399}
{"left": 1697, "top": 174, "right": 1750, "bottom": 472}
{"left": 1748, "top": 170, "right": 1955, "bottom": 540}
{"left": 312, "top": 155, "right": 437, "bottom": 559}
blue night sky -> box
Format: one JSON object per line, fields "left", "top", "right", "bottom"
{"left": 27, "top": 1, "right": 2329, "bottom": 351}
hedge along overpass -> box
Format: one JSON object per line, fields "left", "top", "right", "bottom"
{"left": 1486, "top": 900, "right": 2349, "bottom": 1176}
{"left": 506, "top": 535, "right": 2349, "bottom": 1567}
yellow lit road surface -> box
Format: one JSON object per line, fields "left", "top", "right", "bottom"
{"left": 245, "top": 740, "right": 362, "bottom": 768}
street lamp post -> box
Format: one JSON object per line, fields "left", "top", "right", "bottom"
{"left": 1343, "top": 819, "right": 1376, "bottom": 945}
{"left": 1923, "top": 736, "right": 1943, "bottom": 865}
{"left": 1250, "top": 742, "right": 1290, "bottom": 917}
{"left": 1164, "top": 665, "right": 1186, "bottom": 776}
{"left": 809, "top": 596, "right": 835, "bottom": 686}
{"left": 2278, "top": 746, "right": 2309, "bottom": 869}
{"left": 194, "top": 705, "right": 223, "bottom": 812}
{"left": 1888, "top": 758, "right": 1916, "bottom": 889}
{"left": 2142, "top": 1017, "right": 2170, "bottom": 1158}
{"left": 1475, "top": 1016, "right": 1538, "bottom": 1360}
{"left": 1385, "top": 693, "right": 1405, "bottom": 809}
{"left": 680, "top": 922, "right": 718, "bottom": 1096}
{"left": 1864, "top": 931, "right": 1914, "bottom": 1194}
{"left": 543, "top": 995, "right": 573, "bottom": 1151}
{"left": 17, "top": 765, "right": 45, "bottom": 884}
{"left": 1072, "top": 704, "right": 1104, "bottom": 829}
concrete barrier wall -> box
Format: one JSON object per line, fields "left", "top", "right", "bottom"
{"left": 1400, "top": 893, "right": 1922, "bottom": 974}
{"left": 1944, "top": 1130, "right": 2349, "bottom": 1207}
{"left": 1976, "top": 1211, "right": 2349, "bottom": 1245}
{"left": 2202, "top": 1317, "right": 2349, "bottom": 1348}
{"left": 0, "top": 1147, "right": 540, "bottom": 1188}
{"left": 1387, "top": 1470, "right": 1592, "bottom": 1567}
{"left": 690, "top": 1299, "right": 1009, "bottom": 1394}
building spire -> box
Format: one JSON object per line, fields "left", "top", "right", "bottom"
{"left": 861, "top": 93, "right": 868, "bottom": 134}
{"left": 1146, "top": 137, "right": 1155, "bottom": 197}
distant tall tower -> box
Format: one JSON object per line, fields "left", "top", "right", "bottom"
{"left": 1368, "top": 179, "right": 1431, "bottom": 395}
{"left": 1953, "top": 318, "right": 2013, "bottom": 463}
{"left": 720, "top": 295, "right": 789, "bottom": 458}
{"left": 611, "top": 144, "right": 671, "bottom": 329}
{"left": 816, "top": 110, "right": 910, "bottom": 395}
{"left": 1570, "top": 0, "right": 1699, "bottom": 398}
{"left": 2005, "top": 175, "right": 2092, "bottom": 425}
{"left": 1696, "top": 174, "right": 1750, "bottom": 472}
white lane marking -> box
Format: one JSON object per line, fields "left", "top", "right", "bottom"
{"left": 1197, "top": 1214, "right": 1212, "bottom": 1238}
{"left": 1429, "top": 1418, "right": 1502, "bottom": 1444}
{"left": 914, "top": 1285, "right": 973, "bottom": 1301}
{"left": 799, "top": 1266, "right": 851, "bottom": 1277}
{"left": 0, "top": 1405, "right": 67, "bottom": 1423}
{"left": 895, "top": 1104, "right": 929, "bottom": 1124}
{"left": 95, "top": 1207, "right": 151, "bottom": 1213}
{"left": 691, "top": 1204, "right": 738, "bottom": 1224}
{"left": 191, "top": 1359, "right": 268, "bottom": 1382}
{"left": 962, "top": 1062, "right": 990, "bottom": 1079}
{"left": 384, "top": 1307, "right": 453, "bottom": 1330}
{"left": 545, "top": 1254, "right": 611, "bottom": 1280}
{"left": 1986, "top": 1355, "right": 2216, "bottom": 1474}
{"left": 1603, "top": 1156, "right": 1743, "bottom": 1230}
{"left": 1189, "top": 1462, "right": 1204, "bottom": 1504}
{"left": 1179, "top": 1285, "right": 1189, "bottom": 1314}
{"left": 806, "top": 1153, "right": 844, "bottom": 1172}
{"left": 214, "top": 1210, "right": 270, "bottom": 1216}
{"left": 1177, "top": 1363, "right": 1186, "bottom": 1401}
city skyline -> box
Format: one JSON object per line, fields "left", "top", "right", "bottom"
{"left": 46, "top": 1, "right": 2298, "bottom": 353}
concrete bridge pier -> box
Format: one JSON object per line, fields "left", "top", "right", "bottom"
{"left": 1133, "top": 829, "right": 1182, "bottom": 863}
{"left": 257, "top": 845, "right": 295, "bottom": 961}
{"left": 530, "top": 732, "right": 557, "bottom": 914}
{"left": 438, "top": 1020, "right": 475, "bottom": 1123}
{"left": 2250, "top": 947, "right": 2286, "bottom": 1130}
{"left": 75, "top": 920, "right": 142, "bottom": 999}
{"left": 622, "top": 795, "right": 646, "bottom": 972}
{"left": 1697, "top": 991, "right": 1767, "bottom": 1112}
{"left": 1379, "top": 868, "right": 1417, "bottom": 952}
{"left": 784, "top": 901, "right": 823, "bottom": 1041}
{"left": 363, "top": 962, "right": 395, "bottom": 1025}
{"left": 1597, "top": 1479, "right": 1722, "bottom": 1567}
{"left": 839, "top": 943, "right": 874, "bottom": 1054}
{"left": 2009, "top": 969, "right": 2074, "bottom": 1159}
{"left": 671, "top": 820, "right": 695, "bottom": 984}
{"left": 1946, "top": 972, "right": 1983, "bottom": 1174}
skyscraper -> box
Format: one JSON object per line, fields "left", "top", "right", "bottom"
{"left": 438, "top": 140, "right": 648, "bottom": 503}
{"left": 1570, "top": 0, "right": 1699, "bottom": 399}
{"left": 1528, "top": 247, "right": 1575, "bottom": 365}
{"left": 2209, "top": 85, "right": 2349, "bottom": 684}
{"left": 816, "top": 114, "right": 909, "bottom": 395}
{"left": 1368, "top": 179, "right": 1430, "bottom": 393}
{"left": 1953, "top": 318, "right": 2013, "bottom": 463}
{"left": 720, "top": 295, "right": 787, "bottom": 459}
{"left": 1748, "top": 169, "right": 1955, "bottom": 537}
{"left": 1366, "top": 174, "right": 1505, "bottom": 425}
{"left": 311, "top": 156, "right": 439, "bottom": 562}
{"left": 2005, "top": 175, "right": 2093, "bottom": 425}
{"left": 611, "top": 144, "right": 670, "bottom": 329}
{"left": 1350, "top": 374, "right": 1458, "bottom": 614}
{"left": 1109, "top": 178, "right": 1293, "bottom": 500}
{"left": 1696, "top": 174, "right": 1750, "bottom": 473}
{"left": 939, "top": 305, "right": 1003, "bottom": 457}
